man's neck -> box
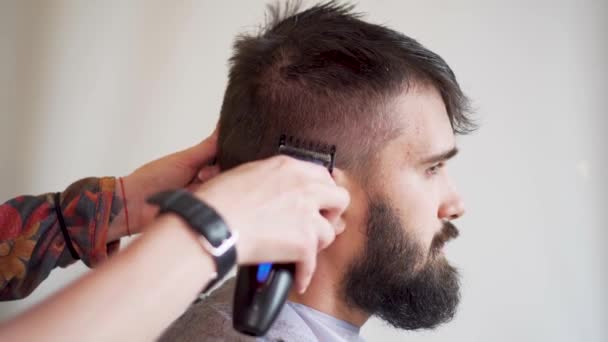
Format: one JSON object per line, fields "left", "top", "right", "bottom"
{"left": 287, "top": 254, "right": 370, "bottom": 327}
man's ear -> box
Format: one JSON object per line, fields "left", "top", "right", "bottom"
{"left": 330, "top": 168, "right": 367, "bottom": 226}
{"left": 331, "top": 167, "right": 366, "bottom": 194}
{"left": 331, "top": 168, "right": 350, "bottom": 189}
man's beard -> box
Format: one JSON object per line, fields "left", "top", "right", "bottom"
{"left": 341, "top": 200, "right": 461, "bottom": 330}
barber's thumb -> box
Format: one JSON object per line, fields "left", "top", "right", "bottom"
{"left": 197, "top": 165, "right": 221, "bottom": 183}
{"left": 178, "top": 131, "right": 218, "bottom": 167}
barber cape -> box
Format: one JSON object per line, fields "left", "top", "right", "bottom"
{"left": 159, "top": 278, "right": 365, "bottom": 342}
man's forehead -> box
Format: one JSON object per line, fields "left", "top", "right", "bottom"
{"left": 389, "top": 86, "right": 456, "bottom": 161}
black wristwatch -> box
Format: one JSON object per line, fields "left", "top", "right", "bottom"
{"left": 147, "top": 189, "right": 238, "bottom": 292}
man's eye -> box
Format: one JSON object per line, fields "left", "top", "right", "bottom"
{"left": 426, "top": 162, "right": 444, "bottom": 176}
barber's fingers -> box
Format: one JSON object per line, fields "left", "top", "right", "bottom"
{"left": 321, "top": 209, "right": 346, "bottom": 235}
{"left": 295, "top": 211, "right": 341, "bottom": 293}
{"left": 177, "top": 128, "right": 219, "bottom": 170}
{"left": 319, "top": 205, "right": 347, "bottom": 235}
{"left": 294, "top": 238, "right": 317, "bottom": 294}
{"left": 293, "top": 177, "right": 349, "bottom": 292}
{"left": 314, "top": 212, "right": 338, "bottom": 250}
{"left": 196, "top": 165, "right": 220, "bottom": 183}
{"left": 306, "top": 183, "right": 350, "bottom": 227}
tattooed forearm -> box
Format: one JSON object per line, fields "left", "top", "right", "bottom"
{"left": 0, "top": 177, "right": 122, "bottom": 300}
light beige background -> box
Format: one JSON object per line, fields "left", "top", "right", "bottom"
{"left": 1, "top": 1, "right": 606, "bottom": 341}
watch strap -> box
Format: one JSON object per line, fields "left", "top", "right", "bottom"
{"left": 147, "top": 190, "right": 237, "bottom": 285}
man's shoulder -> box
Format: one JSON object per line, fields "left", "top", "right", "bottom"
{"left": 159, "top": 278, "right": 255, "bottom": 342}
{"left": 159, "top": 277, "right": 318, "bottom": 342}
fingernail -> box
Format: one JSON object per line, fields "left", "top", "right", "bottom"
{"left": 299, "top": 278, "right": 311, "bottom": 294}
{"left": 338, "top": 221, "right": 346, "bottom": 234}
{"left": 198, "top": 169, "right": 210, "bottom": 181}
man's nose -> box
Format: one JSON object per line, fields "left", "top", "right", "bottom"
{"left": 438, "top": 191, "right": 465, "bottom": 221}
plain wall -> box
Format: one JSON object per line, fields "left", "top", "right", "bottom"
{"left": 1, "top": 1, "right": 606, "bottom": 341}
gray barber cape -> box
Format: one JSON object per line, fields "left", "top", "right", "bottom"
{"left": 159, "top": 278, "right": 365, "bottom": 342}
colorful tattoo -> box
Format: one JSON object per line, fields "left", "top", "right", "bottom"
{"left": 0, "top": 177, "right": 123, "bottom": 300}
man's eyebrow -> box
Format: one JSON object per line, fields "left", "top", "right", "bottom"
{"left": 420, "top": 147, "right": 459, "bottom": 165}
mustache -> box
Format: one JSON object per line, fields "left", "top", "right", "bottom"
{"left": 430, "top": 221, "right": 460, "bottom": 252}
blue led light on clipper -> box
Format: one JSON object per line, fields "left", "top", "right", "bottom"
{"left": 256, "top": 263, "right": 273, "bottom": 283}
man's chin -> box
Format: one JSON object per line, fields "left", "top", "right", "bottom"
{"left": 389, "top": 262, "right": 460, "bottom": 330}
{"left": 342, "top": 200, "right": 462, "bottom": 331}
{"left": 343, "top": 249, "right": 461, "bottom": 330}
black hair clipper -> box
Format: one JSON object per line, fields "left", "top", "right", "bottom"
{"left": 232, "top": 134, "right": 336, "bottom": 336}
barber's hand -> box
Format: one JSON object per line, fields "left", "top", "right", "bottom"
{"left": 122, "top": 128, "right": 220, "bottom": 235}
{"left": 191, "top": 156, "right": 350, "bottom": 293}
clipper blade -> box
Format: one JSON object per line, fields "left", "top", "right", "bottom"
{"left": 278, "top": 134, "right": 336, "bottom": 173}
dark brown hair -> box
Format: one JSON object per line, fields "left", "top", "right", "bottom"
{"left": 217, "top": 1, "right": 474, "bottom": 175}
